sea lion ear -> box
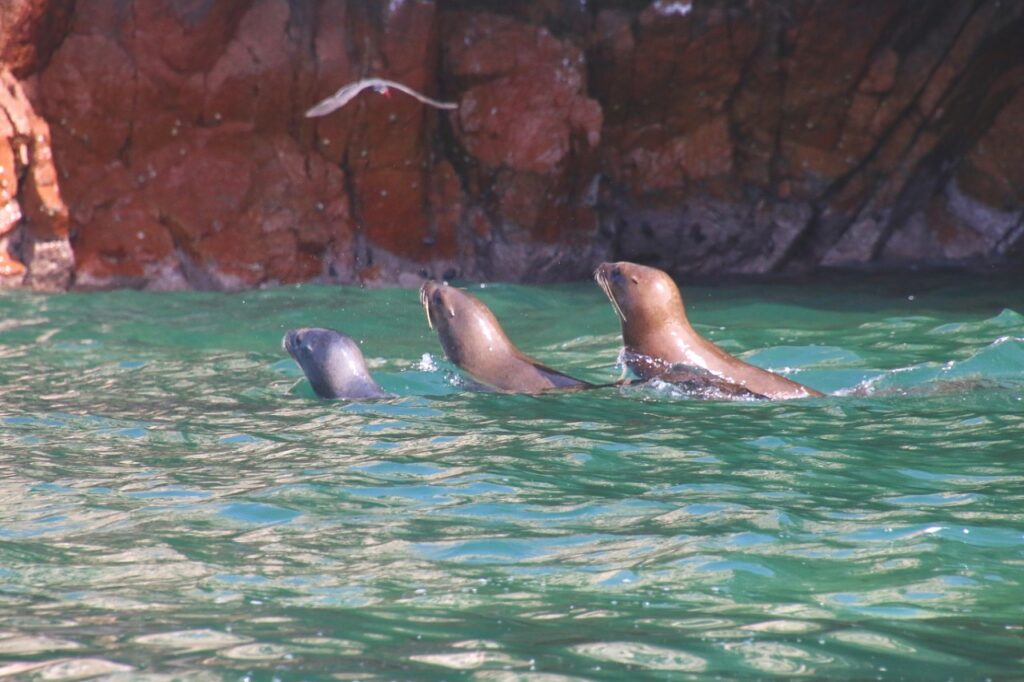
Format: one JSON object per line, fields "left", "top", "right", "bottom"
{"left": 630, "top": 275, "right": 639, "bottom": 284}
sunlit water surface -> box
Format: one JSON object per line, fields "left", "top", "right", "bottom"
{"left": 1, "top": 273, "right": 1023, "bottom": 680}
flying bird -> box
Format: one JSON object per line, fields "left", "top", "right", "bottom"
{"left": 306, "top": 78, "right": 458, "bottom": 117}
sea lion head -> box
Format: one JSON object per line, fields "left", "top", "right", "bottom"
{"left": 594, "top": 261, "right": 688, "bottom": 333}
{"left": 419, "top": 281, "right": 514, "bottom": 370}
{"left": 282, "top": 327, "right": 386, "bottom": 399}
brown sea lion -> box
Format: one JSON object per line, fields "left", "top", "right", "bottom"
{"left": 594, "top": 262, "right": 823, "bottom": 400}
{"left": 420, "top": 281, "right": 593, "bottom": 393}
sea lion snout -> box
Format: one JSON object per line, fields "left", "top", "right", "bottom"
{"left": 283, "top": 329, "right": 303, "bottom": 354}
{"left": 420, "top": 281, "right": 441, "bottom": 329}
{"left": 595, "top": 262, "right": 631, "bottom": 322}
{"left": 419, "top": 280, "right": 439, "bottom": 299}
{"left": 284, "top": 327, "right": 334, "bottom": 366}
{"left": 419, "top": 280, "right": 458, "bottom": 330}
{"left": 597, "top": 261, "right": 642, "bottom": 285}
{"left": 283, "top": 328, "right": 322, "bottom": 357}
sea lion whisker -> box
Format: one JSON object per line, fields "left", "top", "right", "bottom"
{"left": 419, "top": 286, "right": 434, "bottom": 330}
{"left": 596, "top": 271, "right": 627, "bottom": 322}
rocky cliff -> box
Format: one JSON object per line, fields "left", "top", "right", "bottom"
{"left": 1, "top": 0, "right": 1021, "bottom": 290}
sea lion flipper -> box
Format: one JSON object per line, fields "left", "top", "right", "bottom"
{"left": 658, "top": 363, "right": 767, "bottom": 400}
{"left": 530, "top": 362, "right": 593, "bottom": 389}
{"left": 454, "top": 376, "right": 494, "bottom": 393}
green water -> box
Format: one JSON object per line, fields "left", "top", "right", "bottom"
{"left": 1, "top": 273, "right": 1023, "bottom": 680}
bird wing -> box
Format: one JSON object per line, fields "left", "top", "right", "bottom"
{"left": 306, "top": 77, "right": 457, "bottom": 118}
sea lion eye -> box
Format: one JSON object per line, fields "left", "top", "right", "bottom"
{"left": 610, "top": 266, "right": 622, "bottom": 281}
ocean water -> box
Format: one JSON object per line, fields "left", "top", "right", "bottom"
{"left": 0, "top": 272, "right": 1022, "bottom": 680}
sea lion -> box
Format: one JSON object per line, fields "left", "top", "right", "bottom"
{"left": 419, "top": 281, "right": 593, "bottom": 393}
{"left": 594, "top": 262, "right": 823, "bottom": 400}
{"left": 282, "top": 327, "right": 391, "bottom": 400}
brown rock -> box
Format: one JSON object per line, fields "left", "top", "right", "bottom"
{"left": 443, "top": 10, "right": 601, "bottom": 275}
{"left": 70, "top": 126, "right": 350, "bottom": 290}
{"left": 306, "top": 2, "right": 358, "bottom": 167}
{"left": 449, "top": 12, "right": 600, "bottom": 174}
{"left": 0, "top": 0, "right": 74, "bottom": 76}
{"left": 41, "top": 33, "right": 137, "bottom": 163}
{"left": 37, "top": 0, "right": 368, "bottom": 289}
{"left": 427, "top": 159, "right": 463, "bottom": 259}
{"left": 859, "top": 49, "right": 899, "bottom": 95}
{"left": 201, "top": 0, "right": 296, "bottom": 131}
{"left": 72, "top": 186, "right": 182, "bottom": 290}
{"left": 0, "top": 67, "right": 73, "bottom": 288}
{"left": 625, "top": 117, "right": 734, "bottom": 193}
{"left": 358, "top": 166, "right": 429, "bottom": 259}
{"left": 957, "top": 88, "right": 1024, "bottom": 209}
{"left": 0, "top": 0, "right": 1021, "bottom": 290}
{"left": 309, "top": 0, "right": 446, "bottom": 265}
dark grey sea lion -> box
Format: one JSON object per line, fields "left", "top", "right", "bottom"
{"left": 419, "top": 281, "right": 593, "bottom": 393}
{"left": 282, "top": 327, "right": 390, "bottom": 400}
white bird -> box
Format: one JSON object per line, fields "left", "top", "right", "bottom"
{"left": 306, "top": 78, "right": 458, "bottom": 118}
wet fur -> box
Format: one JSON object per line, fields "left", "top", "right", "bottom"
{"left": 283, "top": 327, "right": 390, "bottom": 400}
{"left": 594, "top": 262, "right": 823, "bottom": 400}
{"left": 420, "top": 281, "right": 593, "bottom": 393}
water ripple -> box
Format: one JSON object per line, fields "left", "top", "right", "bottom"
{"left": 1, "top": 277, "right": 1023, "bottom": 678}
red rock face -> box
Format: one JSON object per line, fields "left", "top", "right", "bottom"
{"left": 0, "top": 67, "right": 72, "bottom": 290}
{"left": 0, "top": 0, "right": 1021, "bottom": 290}
{"left": 20, "top": 0, "right": 453, "bottom": 289}
{"left": 442, "top": 10, "right": 603, "bottom": 279}
{"left": 0, "top": 0, "right": 73, "bottom": 76}
{"left": 592, "top": 0, "right": 1024, "bottom": 274}
{"left": 447, "top": 12, "right": 601, "bottom": 174}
